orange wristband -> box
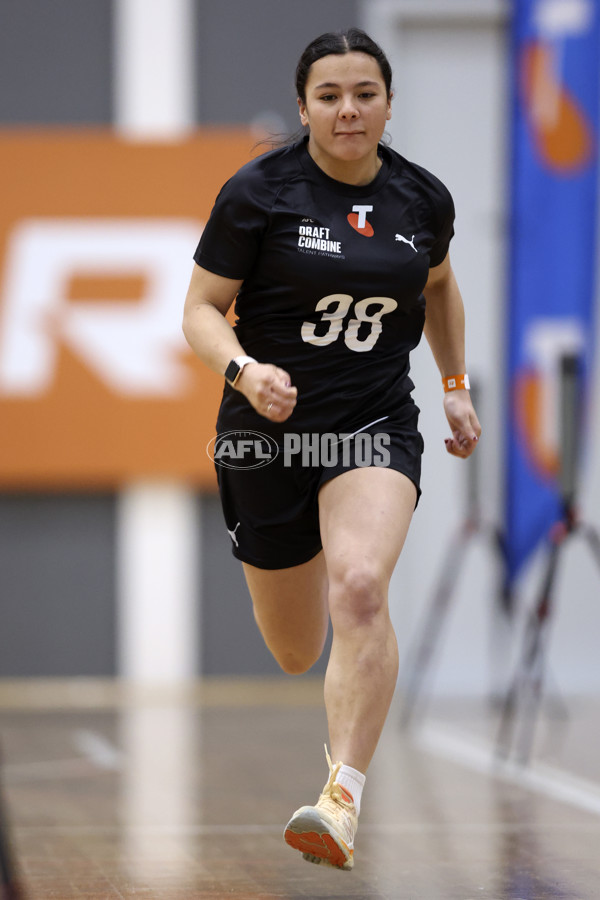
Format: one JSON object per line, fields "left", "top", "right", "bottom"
{"left": 442, "top": 373, "right": 470, "bottom": 392}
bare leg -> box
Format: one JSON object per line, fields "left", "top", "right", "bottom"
{"left": 243, "top": 552, "right": 329, "bottom": 675}
{"left": 319, "top": 468, "right": 416, "bottom": 773}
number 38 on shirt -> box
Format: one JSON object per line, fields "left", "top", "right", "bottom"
{"left": 301, "top": 294, "right": 398, "bottom": 353}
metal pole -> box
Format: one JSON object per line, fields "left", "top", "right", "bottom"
{"left": 496, "top": 352, "right": 586, "bottom": 762}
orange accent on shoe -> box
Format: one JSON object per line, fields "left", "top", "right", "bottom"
{"left": 339, "top": 785, "right": 354, "bottom": 804}
{"left": 284, "top": 827, "right": 352, "bottom": 869}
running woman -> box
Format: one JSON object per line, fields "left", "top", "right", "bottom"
{"left": 183, "top": 28, "right": 481, "bottom": 871}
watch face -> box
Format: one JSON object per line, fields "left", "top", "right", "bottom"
{"left": 224, "top": 359, "right": 240, "bottom": 384}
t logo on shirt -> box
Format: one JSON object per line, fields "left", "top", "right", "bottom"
{"left": 347, "top": 204, "right": 374, "bottom": 237}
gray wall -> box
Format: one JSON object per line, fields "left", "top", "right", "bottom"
{"left": 0, "top": 495, "right": 116, "bottom": 676}
{"left": 196, "top": 0, "right": 361, "bottom": 131}
{"left": 0, "top": 0, "right": 113, "bottom": 124}
{"left": 0, "top": 0, "right": 357, "bottom": 677}
{"left": 0, "top": 1, "right": 116, "bottom": 677}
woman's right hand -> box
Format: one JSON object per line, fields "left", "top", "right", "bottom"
{"left": 236, "top": 363, "right": 298, "bottom": 422}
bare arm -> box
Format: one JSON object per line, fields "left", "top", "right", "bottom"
{"left": 182, "top": 264, "right": 297, "bottom": 422}
{"left": 423, "top": 253, "right": 481, "bottom": 458}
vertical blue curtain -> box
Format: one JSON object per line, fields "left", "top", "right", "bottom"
{"left": 506, "top": 0, "right": 600, "bottom": 579}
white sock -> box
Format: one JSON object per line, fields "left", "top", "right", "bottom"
{"left": 335, "top": 764, "right": 366, "bottom": 815}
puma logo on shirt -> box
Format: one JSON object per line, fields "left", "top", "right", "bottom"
{"left": 395, "top": 233, "right": 418, "bottom": 252}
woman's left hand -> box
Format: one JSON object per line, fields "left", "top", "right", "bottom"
{"left": 443, "top": 390, "right": 481, "bottom": 458}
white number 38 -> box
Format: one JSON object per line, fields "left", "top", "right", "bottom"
{"left": 301, "top": 294, "right": 398, "bottom": 353}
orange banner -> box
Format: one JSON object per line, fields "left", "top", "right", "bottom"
{"left": 0, "top": 129, "right": 256, "bottom": 489}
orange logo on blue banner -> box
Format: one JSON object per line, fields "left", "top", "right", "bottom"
{"left": 0, "top": 130, "right": 255, "bottom": 489}
{"left": 521, "top": 41, "right": 594, "bottom": 172}
{"left": 514, "top": 369, "right": 559, "bottom": 480}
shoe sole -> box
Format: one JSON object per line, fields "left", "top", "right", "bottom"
{"left": 283, "top": 807, "right": 353, "bottom": 871}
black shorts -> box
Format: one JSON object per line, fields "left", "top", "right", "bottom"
{"left": 215, "top": 400, "right": 424, "bottom": 570}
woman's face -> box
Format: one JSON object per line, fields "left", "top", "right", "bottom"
{"left": 298, "top": 51, "right": 392, "bottom": 169}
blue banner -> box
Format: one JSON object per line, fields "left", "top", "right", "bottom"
{"left": 506, "top": 0, "right": 600, "bottom": 578}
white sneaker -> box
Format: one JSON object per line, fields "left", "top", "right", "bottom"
{"left": 283, "top": 745, "right": 358, "bottom": 871}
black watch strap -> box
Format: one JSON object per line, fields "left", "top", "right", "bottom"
{"left": 224, "top": 356, "right": 257, "bottom": 387}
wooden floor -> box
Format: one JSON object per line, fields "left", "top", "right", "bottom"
{"left": 0, "top": 678, "right": 599, "bottom": 899}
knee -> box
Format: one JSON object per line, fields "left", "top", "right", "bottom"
{"left": 275, "top": 646, "right": 324, "bottom": 676}
{"left": 263, "top": 630, "right": 328, "bottom": 675}
{"left": 329, "top": 564, "right": 387, "bottom": 629}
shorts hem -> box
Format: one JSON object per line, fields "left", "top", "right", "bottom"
{"left": 231, "top": 543, "right": 323, "bottom": 570}
{"left": 318, "top": 462, "right": 422, "bottom": 509}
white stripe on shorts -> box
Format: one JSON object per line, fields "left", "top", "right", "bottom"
{"left": 336, "top": 415, "right": 390, "bottom": 444}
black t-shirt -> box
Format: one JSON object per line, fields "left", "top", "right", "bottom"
{"left": 194, "top": 137, "right": 454, "bottom": 436}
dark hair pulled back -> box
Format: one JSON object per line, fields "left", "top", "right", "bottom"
{"left": 295, "top": 28, "right": 393, "bottom": 102}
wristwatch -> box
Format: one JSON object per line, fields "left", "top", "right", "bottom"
{"left": 224, "top": 355, "right": 257, "bottom": 387}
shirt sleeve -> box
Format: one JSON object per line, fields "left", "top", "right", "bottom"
{"left": 428, "top": 180, "right": 455, "bottom": 268}
{"left": 193, "top": 165, "right": 270, "bottom": 280}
